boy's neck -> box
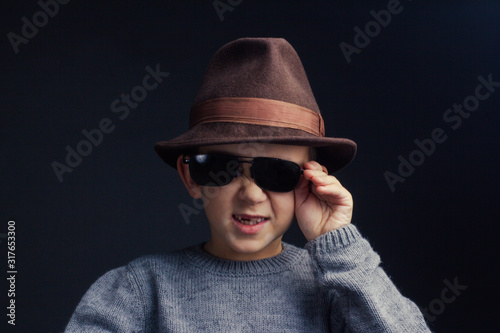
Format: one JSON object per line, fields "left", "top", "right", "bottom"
{"left": 202, "top": 238, "right": 284, "bottom": 261}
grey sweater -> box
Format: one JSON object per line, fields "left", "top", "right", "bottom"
{"left": 65, "top": 224, "right": 430, "bottom": 332}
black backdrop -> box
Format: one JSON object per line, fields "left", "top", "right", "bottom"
{"left": 1, "top": 0, "right": 499, "bottom": 332}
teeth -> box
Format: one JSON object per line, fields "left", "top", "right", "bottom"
{"left": 234, "top": 215, "right": 266, "bottom": 225}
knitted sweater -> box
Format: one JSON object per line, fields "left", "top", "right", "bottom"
{"left": 65, "top": 224, "right": 430, "bottom": 332}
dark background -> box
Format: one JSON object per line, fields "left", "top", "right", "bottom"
{"left": 1, "top": 0, "right": 499, "bottom": 332}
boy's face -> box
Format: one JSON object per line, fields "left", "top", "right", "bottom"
{"left": 178, "top": 143, "right": 310, "bottom": 261}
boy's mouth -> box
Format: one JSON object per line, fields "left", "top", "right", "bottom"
{"left": 232, "top": 214, "right": 268, "bottom": 226}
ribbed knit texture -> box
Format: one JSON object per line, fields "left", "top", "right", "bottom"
{"left": 65, "top": 224, "right": 431, "bottom": 332}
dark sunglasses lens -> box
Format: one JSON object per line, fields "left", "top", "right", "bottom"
{"left": 189, "top": 154, "right": 238, "bottom": 186}
{"left": 253, "top": 158, "right": 302, "bottom": 192}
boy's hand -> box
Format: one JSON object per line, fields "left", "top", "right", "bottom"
{"left": 294, "top": 161, "right": 353, "bottom": 241}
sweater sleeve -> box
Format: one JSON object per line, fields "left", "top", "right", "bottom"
{"left": 304, "top": 224, "right": 431, "bottom": 333}
{"left": 64, "top": 265, "right": 145, "bottom": 333}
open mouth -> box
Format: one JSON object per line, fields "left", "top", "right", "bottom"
{"left": 232, "top": 214, "right": 269, "bottom": 226}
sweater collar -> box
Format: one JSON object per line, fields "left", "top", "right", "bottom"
{"left": 182, "top": 242, "right": 306, "bottom": 276}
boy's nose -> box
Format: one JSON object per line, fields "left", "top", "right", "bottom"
{"left": 237, "top": 165, "right": 267, "bottom": 203}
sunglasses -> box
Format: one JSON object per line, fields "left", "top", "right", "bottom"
{"left": 182, "top": 153, "right": 304, "bottom": 192}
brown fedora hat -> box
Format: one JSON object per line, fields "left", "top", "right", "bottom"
{"left": 154, "top": 37, "right": 356, "bottom": 173}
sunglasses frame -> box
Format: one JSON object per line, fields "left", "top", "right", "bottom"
{"left": 182, "top": 153, "right": 305, "bottom": 192}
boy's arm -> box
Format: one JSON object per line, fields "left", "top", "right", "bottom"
{"left": 65, "top": 265, "right": 146, "bottom": 333}
{"left": 305, "top": 224, "right": 431, "bottom": 332}
{"left": 295, "top": 161, "right": 431, "bottom": 331}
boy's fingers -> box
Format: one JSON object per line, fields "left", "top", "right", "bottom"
{"left": 303, "top": 169, "right": 330, "bottom": 177}
{"left": 311, "top": 175, "right": 337, "bottom": 187}
{"left": 320, "top": 164, "right": 328, "bottom": 174}
{"left": 303, "top": 161, "right": 329, "bottom": 175}
{"left": 303, "top": 160, "right": 323, "bottom": 170}
{"left": 303, "top": 170, "right": 339, "bottom": 186}
{"left": 315, "top": 183, "right": 350, "bottom": 199}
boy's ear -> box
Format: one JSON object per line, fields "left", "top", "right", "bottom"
{"left": 176, "top": 155, "right": 202, "bottom": 199}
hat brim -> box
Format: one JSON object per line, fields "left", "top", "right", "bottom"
{"left": 154, "top": 122, "right": 356, "bottom": 174}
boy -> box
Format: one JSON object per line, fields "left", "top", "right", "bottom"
{"left": 65, "top": 37, "right": 431, "bottom": 332}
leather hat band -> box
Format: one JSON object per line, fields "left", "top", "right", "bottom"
{"left": 189, "top": 97, "right": 325, "bottom": 137}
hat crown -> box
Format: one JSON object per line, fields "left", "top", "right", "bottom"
{"left": 154, "top": 37, "right": 356, "bottom": 174}
{"left": 193, "top": 37, "right": 320, "bottom": 114}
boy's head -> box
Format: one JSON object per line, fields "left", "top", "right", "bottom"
{"left": 154, "top": 37, "right": 356, "bottom": 260}
{"left": 177, "top": 142, "right": 310, "bottom": 260}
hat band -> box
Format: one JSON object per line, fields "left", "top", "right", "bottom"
{"left": 189, "top": 97, "right": 325, "bottom": 137}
